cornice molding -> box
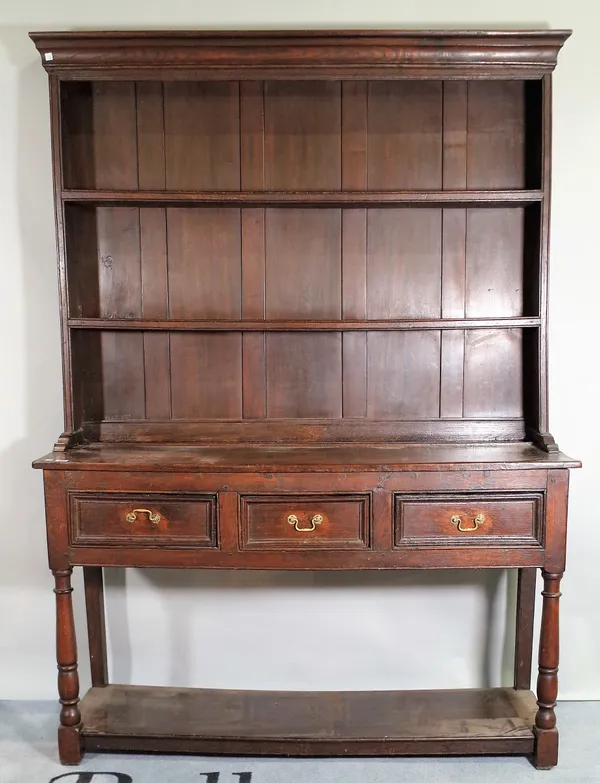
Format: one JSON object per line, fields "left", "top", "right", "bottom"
{"left": 29, "top": 29, "right": 571, "bottom": 80}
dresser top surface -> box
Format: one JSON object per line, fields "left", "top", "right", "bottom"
{"left": 33, "top": 443, "right": 580, "bottom": 473}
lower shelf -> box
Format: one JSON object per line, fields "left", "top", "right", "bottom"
{"left": 79, "top": 684, "right": 537, "bottom": 757}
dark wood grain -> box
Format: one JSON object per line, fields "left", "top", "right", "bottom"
{"left": 367, "top": 81, "right": 442, "bottom": 189}
{"left": 70, "top": 493, "right": 217, "bottom": 548}
{"left": 140, "top": 208, "right": 171, "bottom": 419}
{"left": 53, "top": 569, "right": 82, "bottom": 764}
{"left": 264, "top": 82, "right": 341, "bottom": 190}
{"left": 266, "top": 333, "right": 342, "bottom": 418}
{"left": 83, "top": 567, "right": 109, "bottom": 687}
{"left": 239, "top": 82, "right": 268, "bottom": 419}
{"left": 31, "top": 29, "right": 571, "bottom": 81}
{"left": 535, "top": 571, "right": 562, "bottom": 769}
{"left": 100, "top": 332, "right": 146, "bottom": 420}
{"left": 467, "top": 81, "right": 525, "bottom": 189}
{"left": 69, "top": 331, "right": 104, "bottom": 427}
{"left": 367, "top": 331, "right": 441, "bottom": 419}
{"left": 33, "top": 28, "right": 576, "bottom": 769}
{"left": 265, "top": 209, "right": 341, "bottom": 319}
{"left": 164, "top": 81, "right": 240, "bottom": 190}
{"left": 240, "top": 81, "right": 265, "bottom": 190}
{"left": 366, "top": 209, "right": 442, "bottom": 318}
{"left": 60, "top": 81, "right": 94, "bottom": 190}
{"left": 170, "top": 333, "right": 242, "bottom": 419}
{"left": 240, "top": 494, "right": 371, "bottom": 550}
{"left": 92, "top": 82, "right": 138, "bottom": 190}
{"left": 167, "top": 208, "right": 241, "bottom": 319}
{"left": 35, "top": 443, "right": 579, "bottom": 473}
{"left": 441, "top": 83, "right": 468, "bottom": 418}
{"left": 96, "top": 207, "right": 141, "bottom": 319}
{"left": 514, "top": 568, "right": 537, "bottom": 690}
{"left": 65, "top": 205, "right": 99, "bottom": 319}
{"left": 62, "top": 189, "right": 544, "bottom": 205}
{"left": 395, "top": 494, "right": 542, "bottom": 547}
{"left": 537, "top": 75, "right": 554, "bottom": 436}
{"left": 67, "top": 317, "right": 542, "bottom": 331}
{"left": 77, "top": 684, "right": 537, "bottom": 756}
{"left": 83, "top": 418, "right": 529, "bottom": 446}
{"left": 135, "top": 82, "right": 165, "bottom": 189}
{"left": 463, "top": 329, "right": 523, "bottom": 418}
{"left": 341, "top": 208, "right": 368, "bottom": 417}
{"left": 465, "top": 209, "right": 525, "bottom": 317}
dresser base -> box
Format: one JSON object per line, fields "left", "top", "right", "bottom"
{"left": 77, "top": 684, "right": 539, "bottom": 759}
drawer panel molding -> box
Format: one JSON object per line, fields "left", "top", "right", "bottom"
{"left": 394, "top": 493, "right": 544, "bottom": 548}
{"left": 69, "top": 492, "right": 218, "bottom": 548}
{"left": 240, "top": 494, "right": 371, "bottom": 550}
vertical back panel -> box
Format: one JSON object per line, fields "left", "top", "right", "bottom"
{"left": 65, "top": 205, "right": 100, "bottom": 318}
{"left": 367, "top": 82, "right": 443, "bottom": 189}
{"left": 92, "top": 82, "right": 138, "bottom": 189}
{"left": 170, "top": 333, "right": 243, "bottom": 419}
{"left": 70, "top": 331, "right": 104, "bottom": 425}
{"left": 167, "top": 208, "right": 242, "bottom": 319}
{"left": 240, "top": 81, "right": 265, "bottom": 191}
{"left": 467, "top": 81, "right": 525, "bottom": 189}
{"left": 240, "top": 82, "right": 267, "bottom": 418}
{"left": 241, "top": 208, "right": 266, "bottom": 421}
{"left": 136, "top": 85, "right": 170, "bottom": 418}
{"left": 100, "top": 332, "right": 146, "bottom": 419}
{"left": 441, "top": 210, "right": 467, "bottom": 418}
{"left": 140, "top": 209, "right": 170, "bottom": 419}
{"left": 140, "top": 209, "right": 168, "bottom": 318}
{"left": 61, "top": 81, "right": 95, "bottom": 189}
{"left": 164, "top": 82, "right": 240, "bottom": 190}
{"left": 463, "top": 329, "right": 524, "bottom": 417}
{"left": 341, "top": 82, "right": 368, "bottom": 417}
{"left": 265, "top": 209, "right": 342, "bottom": 319}
{"left": 342, "top": 210, "right": 367, "bottom": 418}
{"left": 96, "top": 207, "right": 142, "bottom": 318}
{"left": 136, "top": 82, "right": 166, "bottom": 190}
{"left": 266, "top": 334, "right": 343, "bottom": 418}
{"left": 366, "top": 209, "right": 442, "bottom": 318}
{"left": 465, "top": 209, "right": 524, "bottom": 317}
{"left": 264, "top": 82, "right": 342, "bottom": 190}
{"left": 367, "top": 331, "right": 441, "bottom": 419}
{"left": 441, "top": 82, "right": 468, "bottom": 418}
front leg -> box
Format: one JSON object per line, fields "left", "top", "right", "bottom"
{"left": 53, "top": 568, "right": 83, "bottom": 764}
{"left": 534, "top": 570, "right": 562, "bottom": 769}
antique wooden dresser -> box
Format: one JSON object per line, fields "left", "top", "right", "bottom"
{"left": 30, "top": 29, "right": 578, "bottom": 769}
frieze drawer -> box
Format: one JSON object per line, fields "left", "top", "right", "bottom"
{"left": 240, "top": 494, "right": 371, "bottom": 550}
{"left": 69, "top": 493, "right": 218, "bottom": 548}
{"left": 394, "top": 493, "right": 543, "bottom": 548}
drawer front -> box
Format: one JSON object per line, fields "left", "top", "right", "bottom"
{"left": 240, "top": 495, "right": 371, "bottom": 550}
{"left": 395, "top": 493, "right": 543, "bottom": 547}
{"left": 69, "top": 493, "right": 218, "bottom": 548}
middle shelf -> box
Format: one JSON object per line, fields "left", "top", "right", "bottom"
{"left": 61, "top": 189, "right": 545, "bottom": 207}
{"left": 64, "top": 201, "right": 540, "bottom": 322}
{"left": 68, "top": 317, "right": 541, "bottom": 332}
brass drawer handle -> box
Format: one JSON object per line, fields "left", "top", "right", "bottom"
{"left": 451, "top": 513, "right": 485, "bottom": 533}
{"left": 287, "top": 513, "right": 323, "bottom": 532}
{"left": 126, "top": 508, "right": 161, "bottom": 526}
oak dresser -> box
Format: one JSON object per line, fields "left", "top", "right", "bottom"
{"left": 30, "top": 29, "right": 578, "bottom": 769}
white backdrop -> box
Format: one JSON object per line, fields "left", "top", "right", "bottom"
{"left": 0, "top": 0, "right": 597, "bottom": 700}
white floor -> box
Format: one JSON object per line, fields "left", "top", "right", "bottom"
{"left": 1, "top": 701, "right": 599, "bottom": 783}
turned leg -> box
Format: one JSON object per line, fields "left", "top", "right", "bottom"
{"left": 534, "top": 570, "right": 562, "bottom": 769}
{"left": 53, "top": 568, "right": 83, "bottom": 764}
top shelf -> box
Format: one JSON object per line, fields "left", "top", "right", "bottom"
{"left": 62, "top": 190, "right": 544, "bottom": 207}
